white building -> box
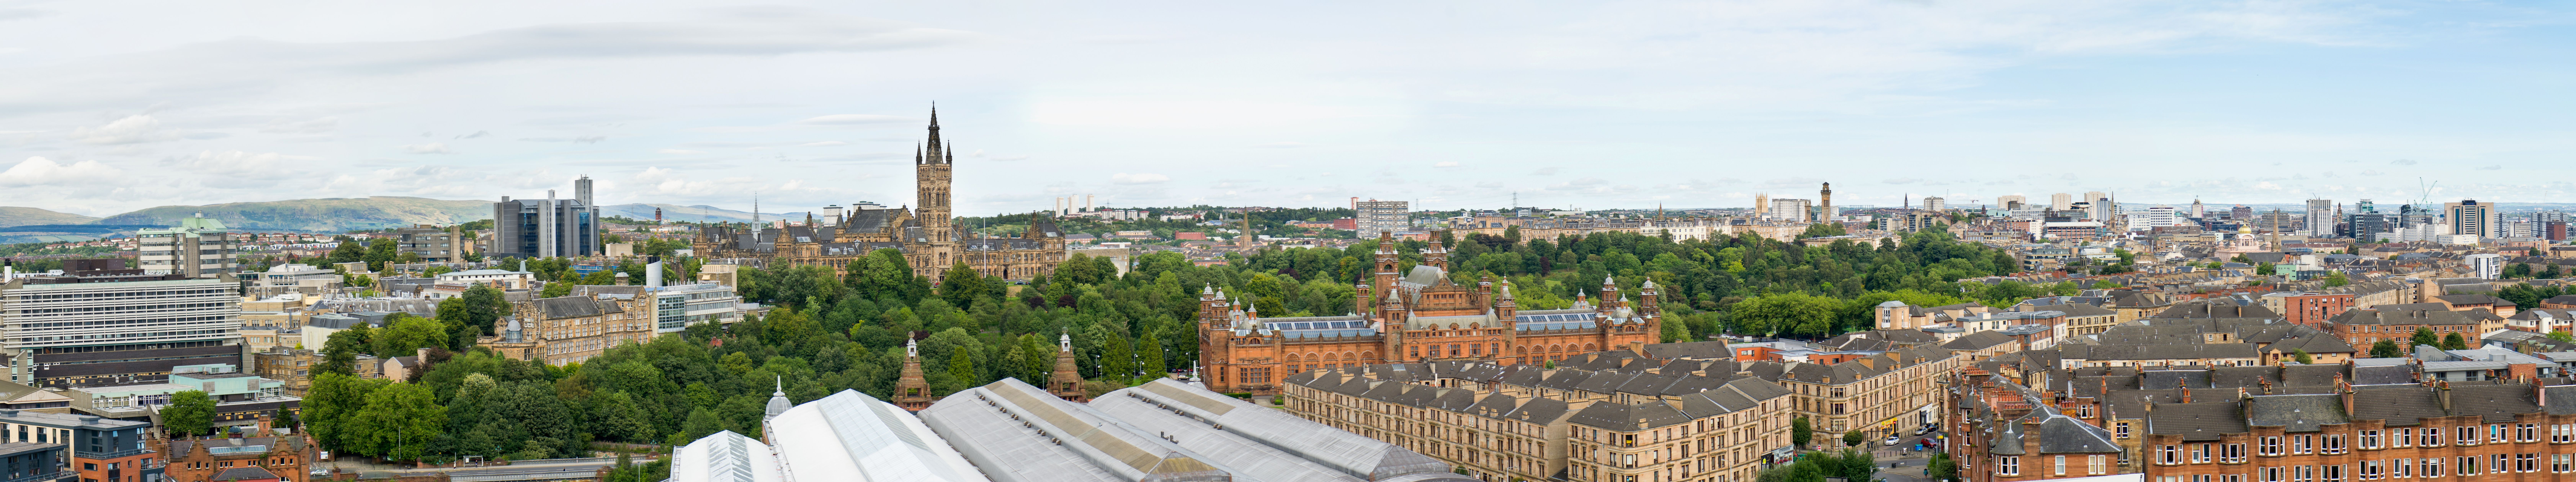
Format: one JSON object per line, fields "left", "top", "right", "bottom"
{"left": 135, "top": 214, "right": 239, "bottom": 278}
{"left": 2051, "top": 193, "right": 2074, "bottom": 211}
{"left": 2305, "top": 199, "right": 2335, "bottom": 237}
{"left": 434, "top": 269, "right": 537, "bottom": 290}
{"left": 1354, "top": 199, "right": 1410, "bottom": 236}
{"left": 2134, "top": 206, "right": 2183, "bottom": 228}
{"left": 1769, "top": 198, "right": 1814, "bottom": 221}
{"left": 671, "top": 388, "right": 989, "bottom": 482}
{"left": 1920, "top": 196, "right": 1947, "bottom": 211}
{"left": 0, "top": 273, "right": 244, "bottom": 386}
{"left": 2468, "top": 253, "right": 2504, "bottom": 280}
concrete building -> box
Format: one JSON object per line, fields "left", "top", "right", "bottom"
{"left": 2053, "top": 193, "right": 2075, "bottom": 211}
{"left": 1768, "top": 199, "right": 1813, "bottom": 221}
{"left": 0, "top": 409, "right": 150, "bottom": 482}
{"left": 1356, "top": 199, "right": 1411, "bottom": 236}
{"left": 1998, "top": 195, "right": 2029, "bottom": 210}
{"left": 2138, "top": 206, "right": 2182, "bottom": 228}
{"left": 387, "top": 224, "right": 467, "bottom": 262}
{"left": 2305, "top": 198, "right": 2334, "bottom": 237}
{"left": 2467, "top": 253, "right": 2504, "bottom": 280}
{"left": 135, "top": 214, "right": 238, "bottom": 279}
{"left": 583, "top": 282, "right": 748, "bottom": 333}
{"left": 2445, "top": 200, "right": 2495, "bottom": 238}
{"left": 1923, "top": 196, "right": 1949, "bottom": 211}
{"left": 67, "top": 363, "right": 297, "bottom": 427}
{"left": 490, "top": 191, "right": 600, "bottom": 259}
{"left": 0, "top": 260, "right": 244, "bottom": 387}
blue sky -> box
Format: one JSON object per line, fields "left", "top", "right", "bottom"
{"left": 0, "top": 1, "right": 2570, "bottom": 216}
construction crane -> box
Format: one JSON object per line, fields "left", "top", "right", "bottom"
{"left": 2416, "top": 178, "right": 2439, "bottom": 211}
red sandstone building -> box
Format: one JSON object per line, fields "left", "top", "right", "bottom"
{"left": 1198, "top": 232, "right": 1661, "bottom": 395}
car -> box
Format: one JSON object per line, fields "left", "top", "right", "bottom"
{"left": 1914, "top": 427, "right": 1928, "bottom": 435}
{"left": 1884, "top": 436, "right": 1899, "bottom": 446}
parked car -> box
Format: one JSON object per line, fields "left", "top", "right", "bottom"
{"left": 1883, "top": 436, "right": 1899, "bottom": 446}
{"left": 1914, "top": 427, "right": 1928, "bottom": 435}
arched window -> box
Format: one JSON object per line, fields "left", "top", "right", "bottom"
{"left": 1585, "top": 343, "right": 1598, "bottom": 351}
{"left": 1287, "top": 354, "right": 1300, "bottom": 362}
{"left": 1362, "top": 350, "right": 1375, "bottom": 360}
{"left": 1344, "top": 351, "right": 1357, "bottom": 361}
{"left": 1517, "top": 345, "right": 1528, "bottom": 355}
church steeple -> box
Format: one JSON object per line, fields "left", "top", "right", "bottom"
{"left": 923, "top": 104, "right": 945, "bottom": 164}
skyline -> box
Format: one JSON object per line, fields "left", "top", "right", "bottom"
{"left": 3, "top": 1, "right": 2574, "bottom": 217}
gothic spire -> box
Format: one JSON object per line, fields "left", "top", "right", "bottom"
{"left": 923, "top": 104, "right": 944, "bottom": 163}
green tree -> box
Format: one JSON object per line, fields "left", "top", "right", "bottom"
{"left": 2550, "top": 331, "right": 2575, "bottom": 343}
{"left": 1732, "top": 293, "right": 1841, "bottom": 337}
{"left": 327, "top": 238, "right": 365, "bottom": 265}
{"left": 2322, "top": 270, "right": 2350, "bottom": 287}
{"left": 364, "top": 238, "right": 398, "bottom": 273}
{"left": 2369, "top": 339, "right": 2403, "bottom": 358}
{"left": 2411, "top": 327, "right": 2438, "bottom": 349}
{"left": 1841, "top": 430, "right": 1864, "bottom": 447}
{"left": 159, "top": 390, "right": 217, "bottom": 437}
{"left": 940, "top": 261, "right": 987, "bottom": 309}
{"left": 372, "top": 315, "right": 448, "bottom": 360}
{"left": 1792, "top": 417, "right": 1813, "bottom": 448}
{"left": 319, "top": 325, "right": 373, "bottom": 370}
{"left": 348, "top": 383, "right": 447, "bottom": 460}
{"left": 304, "top": 372, "right": 387, "bottom": 451}
{"left": 2293, "top": 349, "right": 2314, "bottom": 365}
{"left": 1926, "top": 452, "right": 1958, "bottom": 482}
{"left": 947, "top": 350, "right": 977, "bottom": 387}
{"left": 541, "top": 281, "right": 573, "bottom": 298}
{"left": 2441, "top": 332, "right": 2469, "bottom": 350}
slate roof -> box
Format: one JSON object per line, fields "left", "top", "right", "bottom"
{"left": 1567, "top": 400, "right": 1693, "bottom": 432}
{"left": 532, "top": 295, "right": 619, "bottom": 319}
{"left": 2064, "top": 343, "right": 2257, "bottom": 362}
{"left": 213, "top": 467, "right": 280, "bottom": 481}
{"left": 2146, "top": 400, "right": 2249, "bottom": 441}
{"left": 2348, "top": 385, "right": 2448, "bottom": 426}
{"left": 1944, "top": 331, "right": 2016, "bottom": 350}
{"left": 2245, "top": 394, "right": 2347, "bottom": 432}
{"left": 1640, "top": 341, "right": 1732, "bottom": 360}
{"left": 2154, "top": 302, "right": 2281, "bottom": 319}
{"left": 2331, "top": 308, "right": 2485, "bottom": 326}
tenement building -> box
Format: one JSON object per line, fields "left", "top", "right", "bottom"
{"left": 479, "top": 291, "right": 652, "bottom": 365}
{"left": 1742, "top": 343, "right": 1962, "bottom": 442}
{"left": 1280, "top": 355, "right": 1793, "bottom": 482}
{"left": 1198, "top": 232, "right": 1662, "bottom": 395}
{"left": 694, "top": 109, "right": 1067, "bottom": 282}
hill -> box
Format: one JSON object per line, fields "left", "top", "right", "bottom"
{"left": 96, "top": 196, "right": 495, "bottom": 232}
{"left": 598, "top": 203, "right": 810, "bottom": 224}
{"left": 0, "top": 206, "right": 100, "bottom": 228}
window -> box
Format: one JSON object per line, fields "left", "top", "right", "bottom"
{"left": 2554, "top": 424, "right": 2574, "bottom": 443}
{"left": 2001, "top": 456, "right": 2020, "bottom": 476}
{"left": 2460, "top": 426, "right": 2478, "bottom": 445}
{"left": 2491, "top": 424, "right": 2509, "bottom": 443}
{"left": 2361, "top": 461, "right": 2381, "bottom": 480}
{"left": 2056, "top": 455, "right": 2068, "bottom": 475}
{"left": 2518, "top": 424, "right": 2539, "bottom": 442}
{"left": 2517, "top": 453, "right": 2537, "bottom": 473}
{"left": 2162, "top": 445, "right": 2183, "bottom": 465}
{"left": 2421, "top": 428, "right": 2441, "bottom": 447}
{"left": 2552, "top": 454, "right": 2571, "bottom": 473}
{"left": 2295, "top": 435, "right": 2313, "bottom": 454}
{"left": 2391, "top": 428, "right": 2411, "bottom": 448}
{"left": 2294, "top": 465, "right": 2315, "bottom": 482}
{"left": 2224, "top": 443, "right": 2246, "bottom": 462}
{"left": 2261, "top": 437, "right": 2283, "bottom": 456}
{"left": 2262, "top": 466, "right": 2282, "bottom": 482}
{"left": 2118, "top": 422, "right": 2132, "bottom": 439}
{"left": 2422, "top": 458, "right": 2440, "bottom": 477}
{"left": 2194, "top": 444, "right": 2212, "bottom": 463}
{"left": 2493, "top": 454, "right": 2509, "bottom": 474}
{"left": 2393, "top": 458, "right": 2410, "bottom": 478}
{"left": 2324, "top": 435, "right": 2345, "bottom": 454}
{"left": 2326, "top": 464, "right": 2345, "bottom": 482}
{"left": 2089, "top": 455, "right": 2107, "bottom": 475}
{"left": 2362, "top": 430, "right": 2383, "bottom": 449}
{"left": 2458, "top": 456, "right": 2479, "bottom": 475}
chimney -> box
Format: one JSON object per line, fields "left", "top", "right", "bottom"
{"left": 2436, "top": 380, "right": 2453, "bottom": 412}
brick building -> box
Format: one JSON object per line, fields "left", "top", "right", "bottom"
{"left": 0, "top": 409, "right": 153, "bottom": 482}
{"left": 2259, "top": 292, "right": 2359, "bottom": 329}
{"left": 1199, "top": 232, "right": 1661, "bottom": 395}
{"left": 2139, "top": 380, "right": 2576, "bottom": 482}
{"left": 153, "top": 423, "right": 313, "bottom": 482}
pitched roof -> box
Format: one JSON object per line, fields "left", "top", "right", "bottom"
{"left": 2245, "top": 394, "right": 2347, "bottom": 432}
{"left": 2146, "top": 400, "right": 2248, "bottom": 441}
{"left": 1944, "top": 331, "right": 2016, "bottom": 350}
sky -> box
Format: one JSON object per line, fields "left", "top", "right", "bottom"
{"left": 1, "top": 1, "right": 2573, "bottom": 217}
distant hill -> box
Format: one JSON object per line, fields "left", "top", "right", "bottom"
{"left": 96, "top": 196, "right": 495, "bottom": 232}
{"left": 0, "top": 206, "right": 100, "bottom": 228}
{"left": 599, "top": 203, "right": 811, "bottom": 224}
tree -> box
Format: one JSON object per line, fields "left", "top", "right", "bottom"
{"left": 2369, "top": 340, "right": 2403, "bottom": 358}
{"left": 1732, "top": 293, "right": 1841, "bottom": 337}
{"left": 2411, "top": 327, "right": 2439, "bottom": 349}
{"left": 940, "top": 262, "right": 986, "bottom": 309}
{"left": 160, "top": 390, "right": 217, "bottom": 437}
{"left": 1926, "top": 452, "right": 1958, "bottom": 482}
{"left": 1792, "top": 417, "right": 1813, "bottom": 448}
{"left": 2441, "top": 332, "right": 2469, "bottom": 350}
{"left": 2293, "top": 349, "right": 2314, "bottom": 365}
{"left": 2322, "top": 270, "right": 2350, "bottom": 287}
{"left": 319, "top": 326, "right": 373, "bottom": 374}
{"left": 1841, "top": 430, "right": 1864, "bottom": 447}
{"left": 306, "top": 372, "right": 388, "bottom": 451}
{"left": 2550, "top": 331, "right": 2575, "bottom": 343}
{"left": 541, "top": 281, "right": 573, "bottom": 298}
{"left": 372, "top": 315, "right": 449, "bottom": 359}
{"left": 348, "top": 383, "right": 448, "bottom": 461}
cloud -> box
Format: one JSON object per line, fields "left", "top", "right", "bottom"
{"left": 164, "top": 151, "right": 313, "bottom": 180}
{"left": 69, "top": 115, "right": 174, "bottom": 145}
{"left": 799, "top": 141, "right": 847, "bottom": 146}
{"left": 259, "top": 116, "right": 338, "bottom": 134}
{"left": 401, "top": 142, "right": 452, "bottom": 154}
{"left": 2390, "top": 159, "right": 2417, "bottom": 165}
{"left": 799, "top": 114, "right": 911, "bottom": 125}
{"left": 0, "top": 9, "right": 56, "bottom": 21}
{"left": 1111, "top": 173, "right": 1170, "bottom": 185}
{"left": 0, "top": 157, "right": 120, "bottom": 187}
{"left": 658, "top": 149, "right": 706, "bottom": 155}
{"left": 2359, "top": 170, "right": 2384, "bottom": 176}
{"left": 1433, "top": 161, "right": 1460, "bottom": 168}
{"left": 1252, "top": 141, "right": 1308, "bottom": 148}
{"left": 519, "top": 136, "right": 606, "bottom": 143}
{"left": 1531, "top": 167, "right": 1560, "bottom": 176}
{"left": 456, "top": 130, "right": 490, "bottom": 139}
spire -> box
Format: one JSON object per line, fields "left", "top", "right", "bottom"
{"left": 763, "top": 375, "right": 791, "bottom": 421}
